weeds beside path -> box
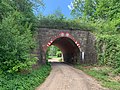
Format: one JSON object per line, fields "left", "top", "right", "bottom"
{"left": 0, "top": 64, "right": 51, "bottom": 90}
{"left": 75, "top": 65, "right": 120, "bottom": 90}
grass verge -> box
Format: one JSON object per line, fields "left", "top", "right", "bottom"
{"left": 75, "top": 64, "right": 120, "bottom": 90}
{"left": 0, "top": 64, "right": 51, "bottom": 90}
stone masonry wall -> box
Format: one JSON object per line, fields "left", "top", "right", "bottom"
{"left": 36, "top": 28, "right": 97, "bottom": 64}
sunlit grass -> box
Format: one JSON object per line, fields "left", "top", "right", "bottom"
{"left": 75, "top": 65, "right": 120, "bottom": 90}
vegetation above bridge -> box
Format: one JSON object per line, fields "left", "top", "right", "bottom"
{"left": 37, "top": 14, "right": 94, "bottom": 31}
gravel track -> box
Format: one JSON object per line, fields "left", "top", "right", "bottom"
{"left": 36, "top": 62, "right": 109, "bottom": 90}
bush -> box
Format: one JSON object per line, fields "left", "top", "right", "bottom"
{"left": 0, "top": 11, "right": 36, "bottom": 73}
{"left": 0, "top": 64, "right": 51, "bottom": 90}
{"left": 56, "top": 51, "right": 62, "bottom": 57}
{"left": 96, "top": 34, "right": 120, "bottom": 69}
{"left": 38, "top": 14, "right": 95, "bottom": 31}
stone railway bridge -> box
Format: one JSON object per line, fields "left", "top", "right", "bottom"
{"left": 35, "top": 28, "right": 97, "bottom": 64}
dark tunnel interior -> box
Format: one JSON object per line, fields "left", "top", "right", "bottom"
{"left": 51, "top": 37, "right": 80, "bottom": 63}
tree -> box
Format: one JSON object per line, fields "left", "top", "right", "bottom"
{"left": 71, "top": 0, "right": 120, "bottom": 72}
{"left": 71, "top": 0, "right": 120, "bottom": 21}
{"left": 71, "top": 0, "right": 97, "bottom": 20}
{"left": 0, "top": 0, "right": 44, "bottom": 31}
{"left": 0, "top": 11, "right": 35, "bottom": 73}
{"left": 0, "top": 0, "right": 43, "bottom": 73}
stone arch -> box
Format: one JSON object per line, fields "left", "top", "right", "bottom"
{"left": 47, "top": 34, "right": 82, "bottom": 63}
{"left": 42, "top": 32, "right": 81, "bottom": 63}
{"left": 36, "top": 28, "right": 97, "bottom": 64}
{"left": 43, "top": 32, "right": 81, "bottom": 52}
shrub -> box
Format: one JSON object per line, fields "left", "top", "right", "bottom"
{"left": 0, "top": 11, "right": 36, "bottom": 73}
{"left": 96, "top": 34, "right": 120, "bottom": 69}
{"left": 0, "top": 64, "right": 51, "bottom": 90}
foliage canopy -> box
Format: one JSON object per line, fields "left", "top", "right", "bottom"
{"left": 0, "top": 0, "right": 43, "bottom": 73}
{"left": 71, "top": 0, "right": 120, "bottom": 71}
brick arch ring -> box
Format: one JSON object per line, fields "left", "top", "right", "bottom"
{"left": 42, "top": 32, "right": 81, "bottom": 52}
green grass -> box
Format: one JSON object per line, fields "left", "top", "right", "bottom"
{"left": 58, "top": 58, "right": 63, "bottom": 62}
{"left": 48, "top": 56, "right": 58, "bottom": 59}
{"left": 0, "top": 64, "right": 51, "bottom": 90}
{"left": 75, "top": 65, "right": 120, "bottom": 90}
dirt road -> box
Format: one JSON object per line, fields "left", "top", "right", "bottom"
{"left": 36, "top": 62, "right": 109, "bottom": 90}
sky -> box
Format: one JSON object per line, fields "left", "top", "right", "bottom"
{"left": 34, "top": 0, "right": 74, "bottom": 18}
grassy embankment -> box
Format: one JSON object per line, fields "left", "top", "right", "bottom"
{"left": 75, "top": 64, "right": 120, "bottom": 90}
{"left": 0, "top": 64, "right": 51, "bottom": 90}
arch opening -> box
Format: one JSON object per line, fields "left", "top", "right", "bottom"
{"left": 46, "top": 37, "right": 81, "bottom": 64}
{"left": 46, "top": 45, "right": 64, "bottom": 62}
